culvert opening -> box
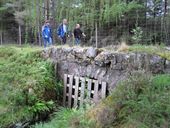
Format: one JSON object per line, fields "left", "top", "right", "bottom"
{"left": 63, "top": 74, "right": 108, "bottom": 108}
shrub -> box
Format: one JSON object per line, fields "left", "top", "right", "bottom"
{"left": 131, "top": 25, "right": 143, "bottom": 44}
{"left": 33, "top": 105, "right": 94, "bottom": 128}
{"left": 84, "top": 71, "right": 170, "bottom": 128}
{"left": 33, "top": 71, "right": 170, "bottom": 128}
{"left": 0, "top": 46, "right": 60, "bottom": 127}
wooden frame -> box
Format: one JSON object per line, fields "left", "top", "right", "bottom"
{"left": 63, "top": 74, "right": 107, "bottom": 108}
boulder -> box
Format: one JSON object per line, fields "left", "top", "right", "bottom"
{"left": 42, "top": 46, "right": 168, "bottom": 92}
{"left": 86, "top": 47, "right": 97, "bottom": 58}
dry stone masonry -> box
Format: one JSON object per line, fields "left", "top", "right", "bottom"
{"left": 42, "top": 46, "right": 170, "bottom": 92}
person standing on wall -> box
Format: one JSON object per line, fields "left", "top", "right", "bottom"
{"left": 73, "top": 24, "right": 86, "bottom": 45}
{"left": 42, "top": 20, "right": 52, "bottom": 48}
{"left": 57, "top": 19, "right": 69, "bottom": 44}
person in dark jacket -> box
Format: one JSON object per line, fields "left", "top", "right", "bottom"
{"left": 42, "top": 20, "right": 52, "bottom": 48}
{"left": 57, "top": 19, "right": 68, "bottom": 44}
{"left": 73, "top": 24, "right": 86, "bottom": 45}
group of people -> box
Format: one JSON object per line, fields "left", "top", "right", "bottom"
{"left": 42, "top": 19, "right": 86, "bottom": 48}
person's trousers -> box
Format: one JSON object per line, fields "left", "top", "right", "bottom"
{"left": 61, "top": 36, "right": 66, "bottom": 44}
{"left": 75, "top": 38, "right": 81, "bottom": 45}
{"left": 43, "top": 37, "right": 52, "bottom": 48}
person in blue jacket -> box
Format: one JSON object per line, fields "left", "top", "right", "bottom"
{"left": 57, "top": 19, "right": 68, "bottom": 44}
{"left": 42, "top": 20, "right": 52, "bottom": 48}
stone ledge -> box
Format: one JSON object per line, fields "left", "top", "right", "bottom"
{"left": 42, "top": 46, "right": 169, "bottom": 91}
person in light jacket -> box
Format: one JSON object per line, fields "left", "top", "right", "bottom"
{"left": 57, "top": 19, "right": 69, "bottom": 44}
{"left": 42, "top": 20, "right": 52, "bottom": 48}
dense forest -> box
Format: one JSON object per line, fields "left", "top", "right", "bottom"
{"left": 0, "top": 0, "right": 170, "bottom": 46}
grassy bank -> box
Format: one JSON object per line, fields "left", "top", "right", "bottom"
{"left": 34, "top": 71, "right": 170, "bottom": 128}
{"left": 129, "top": 44, "right": 170, "bottom": 61}
{"left": 1, "top": 45, "right": 170, "bottom": 128}
{"left": 0, "top": 46, "right": 61, "bottom": 127}
{"left": 104, "top": 44, "right": 170, "bottom": 61}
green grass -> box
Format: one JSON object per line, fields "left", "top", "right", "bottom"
{"left": 33, "top": 72, "right": 170, "bottom": 128}
{"left": 1, "top": 45, "right": 170, "bottom": 128}
{"left": 98, "top": 44, "right": 170, "bottom": 61}
{"left": 34, "top": 108, "right": 75, "bottom": 128}
{"left": 85, "top": 72, "right": 170, "bottom": 128}
{"left": 0, "top": 46, "right": 59, "bottom": 128}
{"left": 129, "top": 44, "right": 170, "bottom": 60}
{"left": 34, "top": 107, "right": 94, "bottom": 128}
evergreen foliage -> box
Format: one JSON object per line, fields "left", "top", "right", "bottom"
{"left": 0, "top": 0, "right": 170, "bottom": 45}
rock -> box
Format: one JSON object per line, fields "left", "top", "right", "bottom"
{"left": 67, "top": 53, "right": 75, "bottom": 61}
{"left": 165, "top": 47, "right": 170, "bottom": 51}
{"left": 86, "top": 47, "right": 97, "bottom": 58}
{"left": 134, "top": 53, "right": 146, "bottom": 70}
{"left": 14, "top": 123, "right": 22, "bottom": 128}
{"left": 165, "top": 60, "right": 170, "bottom": 73}
{"left": 62, "top": 47, "right": 73, "bottom": 53}
{"left": 150, "top": 55, "right": 164, "bottom": 64}
{"left": 86, "top": 65, "right": 93, "bottom": 77}
{"left": 149, "top": 55, "right": 165, "bottom": 73}
{"left": 68, "top": 63, "right": 80, "bottom": 75}
{"left": 72, "top": 47, "right": 86, "bottom": 60}
{"left": 42, "top": 46, "right": 167, "bottom": 92}
{"left": 50, "top": 47, "right": 57, "bottom": 58}
{"left": 94, "top": 51, "right": 114, "bottom": 67}
{"left": 41, "top": 48, "right": 52, "bottom": 59}
{"left": 115, "top": 53, "right": 124, "bottom": 63}
{"left": 81, "top": 59, "right": 91, "bottom": 66}
{"left": 111, "top": 63, "right": 122, "bottom": 70}
{"left": 10, "top": 121, "right": 30, "bottom": 128}
{"left": 57, "top": 61, "right": 69, "bottom": 79}
{"left": 78, "top": 66, "right": 87, "bottom": 76}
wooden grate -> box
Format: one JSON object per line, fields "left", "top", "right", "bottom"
{"left": 63, "top": 74, "right": 107, "bottom": 108}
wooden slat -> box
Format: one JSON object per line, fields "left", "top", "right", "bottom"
{"left": 66, "top": 94, "right": 81, "bottom": 100}
{"left": 67, "top": 84, "right": 80, "bottom": 90}
{"left": 87, "top": 79, "right": 92, "bottom": 98}
{"left": 94, "top": 80, "right": 99, "bottom": 101}
{"left": 80, "top": 77, "right": 85, "bottom": 107}
{"left": 63, "top": 74, "right": 107, "bottom": 108}
{"left": 68, "top": 75, "right": 73, "bottom": 108}
{"left": 63, "top": 74, "right": 68, "bottom": 106}
{"left": 73, "top": 76, "right": 79, "bottom": 108}
{"left": 101, "top": 82, "right": 107, "bottom": 99}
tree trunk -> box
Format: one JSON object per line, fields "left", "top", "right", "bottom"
{"left": 164, "top": 0, "right": 167, "bottom": 16}
{"left": 0, "top": 31, "right": 2, "bottom": 45}
{"left": 37, "top": 0, "right": 41, "bottom": 46}
{"left": 51, "top": 0, "right": 56, "bottom": 44}
{"left": 45, "top": 0, "right": 50, "bottom": 20}
{"left": 19, "top": 25, "right": 22, "bottom": 45}
{"left": 95, "top": 22, "right": 98, "bottom": 48}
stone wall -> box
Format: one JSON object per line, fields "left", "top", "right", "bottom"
{"left": 42, "top": 46, "right": 170, "bottom": 92}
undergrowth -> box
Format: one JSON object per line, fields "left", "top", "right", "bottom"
{"left": 1, "top": 45, "right": 170, "bottom": 128}
{"left": 34, "top": 106, "right": 94, "bottom": 128}
{"left": 34, "top": 71, "right": 170, "bottom": 128}
{"left": 0, "top": 46, "right": 61, "bottom": 127}
{"left": 85, "top": 71, "right": 170, "bottom": 128}
{"left": 103, "top": 44, "right": 170, "bottom": 61}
